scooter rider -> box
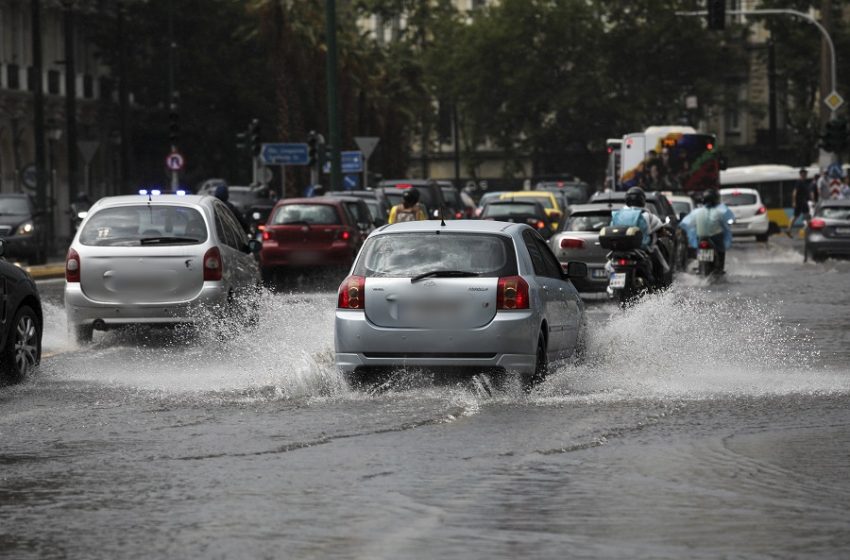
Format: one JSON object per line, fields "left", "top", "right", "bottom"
{"left": 680, "top": 188, "right": 734, "bottom": 273}
{"left": 388, "top": 188, "right": 427, "bottom": 224}
{"left": 609, "top": 186, "right": 670, "bottom": 286}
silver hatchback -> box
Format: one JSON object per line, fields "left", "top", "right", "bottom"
{"left": 334, "top": 220, "right": 587, "bottom": 385}
{"left": 64, "top": 194, "right": 260, "bottom": 343}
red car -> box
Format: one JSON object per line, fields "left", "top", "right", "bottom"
{"left": 260, "top": 198, "right": 364, "bottom": 280}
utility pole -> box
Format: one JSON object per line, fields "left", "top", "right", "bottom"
{"left": 452, "top": 103, "right": 461, "bottom": 186}
{"left": 325, "top": 0, "right": 342, "bottom": 191}
{"left": 63, "top": 1, "right": 79, "bottom": 206}
{"left": 117, "top": 2, "right": 131, "bottom": 194}
{"left": 167, "top": 0, "right": 179, "bottom": 189}
{"left": 768, "top": 40, "right": 778, "bottom": 159}
{"left": 31, "top": 0, "right": 48, "bottom": 257}
{"left": 820, "top": 0, "right": 833, "bottom": 128}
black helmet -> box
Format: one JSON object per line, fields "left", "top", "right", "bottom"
{"left": 703, "top": 188, "right": 719, "bottom": 207}
{"left": 402, "top": 188, "right": 420, "bottom": 205}
{"left": 625, "top": 186, "right": 646, "bottom": 208}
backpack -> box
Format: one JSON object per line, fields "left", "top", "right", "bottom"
{"left": 611, "top": 207, "right": 650, "bottom": 248}
{"left": 394, "top": 204, "right": 421, "bottom": 223}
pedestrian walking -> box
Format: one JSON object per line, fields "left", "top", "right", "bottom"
{"left": 786, "top": 168, "right": 811, "bottom": 237}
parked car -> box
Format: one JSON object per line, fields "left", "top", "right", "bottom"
{"left": 376, "top": 180, "right": 448, "bottom": 219}
{"left": 550, "top": 203, "right": 620, "bottom": 293}
{"left": 804, "top": 200, "right": 850, "bottom": 262}
{"left": 590, "top": 190, "right": 687, "bottom": 273}
{"left": 498, "top": 191, "right": 564, "bottom": 230}
{"left": 720, "top": 187, "right": 770, "bottom": 242}
{"left": 0, "top": 194, "right": 47, "bottom": 265}
{"left": 0, "top": 239, "right": 42, "bottom": 383}
{"left": 260, "top": 197, "right": 366, "bottom": 281}
{"left": 65, "top": 194, "right": 261, "bottom": 343}
{"left": 329, "top": 190, "right": 390, "bottom": 225}
{"left": 335, "top": 220, "right": 587, "bottom": 388}
{"left": 480, "top": 200, "right": 554, "bottom": 239}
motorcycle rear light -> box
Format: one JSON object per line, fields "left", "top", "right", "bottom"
{"left": 338, "top": 275, "right": 365, "bottom": 309}
{"left": 698, "top": 240, "right": 711, "bottom": 249}
{"left": 809, "top": 218, "right": 826, "bottom": 230}
{"left": 66, "top": 248, "right": 80, "bottom": 283}
{"left": 497, "top": 276, "right": 529, "bottom": 310}
{"left": 616, "top": 258, "right": 634, "bottom": 266}
{"left": 756, "top": 206, "right": 766, "bottom": 215}
{"left": 203, "top": 247, "right": 223, "bottom": 281}
{"left": 560, "top": 238, "right": 585, "bottom": 249}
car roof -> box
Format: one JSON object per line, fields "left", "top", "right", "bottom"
{"left": 668, "top": 195, "right": 694, "bottom": 203}
{"left": 567, "top": 203, "right": 621, "bottom": 213}
{"left": 91, "top": 194, "right": 209, "bottom": 208}
{"left": 500, "top": 191, "right": 553, "bottom": 198}
{"left": 276, "top": 197, "right": 342, "bottom": 205}
{"left": 719, "top": 187, "right": 759, "bottom": 195}
{"left": 591, "top": 191, "right": 666, "bottom": 201}
{"left": 818, "top": 199, "right": 850, "bottom": 207}
{"left": 373, "top": 219, "right": 522, "bottom": 236}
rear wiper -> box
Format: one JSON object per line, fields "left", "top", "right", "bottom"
{"left": 411, "top": 270, "right": 480, "bottom": 283}
{"left": 139, "top": 237, "right": 200, "bottom": 245}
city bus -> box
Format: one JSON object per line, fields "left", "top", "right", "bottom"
{"left": 619, "top": 126, "right": 720, "bottom": 193}
{"left": 720, "top": 164, "right": 818, "bottom": 232}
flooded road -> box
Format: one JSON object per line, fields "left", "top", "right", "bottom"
{"left": 2, "top": 238, "right": 849, "bottom": 559}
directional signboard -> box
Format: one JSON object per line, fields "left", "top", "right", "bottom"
{"left": 323, "top": 151, "right": 363, "bottom": 174}
{"left": 343, "top": 174, "right": 360, "bottom": 190}
{"left": 260, "top": 143, "right": 309, "bottom": 166}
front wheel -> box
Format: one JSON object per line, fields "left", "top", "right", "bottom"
{"left": 2, "top": 306, "right": 41, "bottom": 384}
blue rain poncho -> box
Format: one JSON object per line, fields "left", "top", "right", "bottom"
{"left": 679, "top": 203, "right": 735, "bottom": 250}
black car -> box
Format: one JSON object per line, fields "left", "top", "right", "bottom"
{"left": 376, "top": 179, "right": 449, "bottom": 219}
{"left": 0, "top": 194, "right": 47, "bottom": 265}
{"left": 589, "top": 190, "right": 688, "bottom": 272}
{"left": 330, "top": 196, "right": 377, "bottom": 237}
{"left": 226, "top": 186, "right": 277, "bottom": 228}
{"left": 480, "top": 200, "right": 554, "bottom": 239}
{"left": 0, "top": 239, "right": 43, "bottom": 384}
{"left": 327, "top": 190, "right": 391, "bottom": 225}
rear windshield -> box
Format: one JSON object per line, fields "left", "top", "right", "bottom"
{"left": 503, "top": 195, "right": 554, "bottom": 209}
{"left": 0, "top": 197, "right": 31, "bottom": 215}
{"left": 79, "top": 205, "right": 208, "bottom": 246}
{"left": 353, "top": 233, "right": 517, "bottom": 278}
{"left": 271, "top": 204, "right": 340, "bottom": 225}
{"left": 722, "top": 193, "right": 758, "bottom": 206}
{"left": 482, "top": 203, "right": 541, "bottom": 218}
{"left": 563, "top": 212, "right": 611, "bottom": 232}
{"left": 818, "top": 207, "right": 850, "bottom": 220}
{"left": 441, "top": 188, "right": 462, "bottom": 209}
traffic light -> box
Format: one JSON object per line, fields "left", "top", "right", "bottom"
{"left": 308, "top": 130, "right": 319, "bottom": 166}
{"left": 168, "top": 109, "right": 179, "bottom": 146}
{"left": 249, "top": 118, "right": 261, "bottom": 156}
{"left": 235, "top": 131, "right": 247, "bottom": 151}
{"left": 819, "top": 118, "right": 849, "bottom": 154}
{"left": 707, "top": 0, "right": 725, "bottom": 31}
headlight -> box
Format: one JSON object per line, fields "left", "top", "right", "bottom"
{"left": 77, "top": 211, "right": 88, "bottom": 219}
{"left": 17, "top": 222, "right": 34, "bottom": 235}
{"left": 252, "top": 212, "right": 261, "bottom": 220}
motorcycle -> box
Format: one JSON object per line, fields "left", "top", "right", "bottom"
{"left": 599, "top": 226, "right": 657, "bottom": 305}
{"left": 696, "top": 238, "right": 722, "bottom": 276}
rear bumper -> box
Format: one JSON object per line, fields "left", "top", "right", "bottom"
{"left": 64, "top": 282, "right": 228, "bottom": 328}
{"left": 730, "top": 214, "right": 769, "bottom": 236}
{"left": 806, "top": 233, "right": 850, "bottom": 257}
{"left": 260, "top": 242, "right": 354, "bottom": 268}
{"left": 334, "top": 309, "right": 539, "bottom": 374}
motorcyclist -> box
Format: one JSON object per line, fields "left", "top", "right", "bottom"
{"left": 609, "top": 186, "right": 670, "bottom": 286}
{"left": 679, "top": 188, "right": 734, "bottom": 273}
{"left": 213, "top": 184, "right": 250, "bottom": 233}
{"left": 388, "top": 188, "right": 427, "bottom": 224}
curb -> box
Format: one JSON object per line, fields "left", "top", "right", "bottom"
{"left": 17, "top": 263, "right": 66, "bottom": 280}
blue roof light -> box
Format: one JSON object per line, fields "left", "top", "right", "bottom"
{"left": 138, "top": 189, "right": 148, "bottom": 195}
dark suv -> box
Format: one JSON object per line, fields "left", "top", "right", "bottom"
{"left": 0, "top": 194, "right": 47, "bottom": 265}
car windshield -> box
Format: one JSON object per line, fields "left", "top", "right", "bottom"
{"left": 564, "top": 212, "right": 611, "bottom": 232}
{"left": 271, "top": 204, "right": 340, "bottom": 225}
{"left": 354, "top": 233, "right": 516, "bottom": 278}
{"left": 818, "top": 207, "right": 850, "bottom": 220}
{"left": 79, "top": 205, "right": 208, "bottom": 246}
{"left": 672, "top": 201, "right": 692, "bottom": 216}
{"left": 503, "top": 195, "right": 554, "bottom": 209}
{"left": 0, "top": 197, "right": 31, "bottom": 215}
{"left": 722, "top": 193, "right": 758, "bottom": 206}
{"left": 482, "top": 202, "right": 542, "bottom": 218}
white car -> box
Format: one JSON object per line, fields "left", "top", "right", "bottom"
{"left": 669, "top": 194, "right": 694, "bottom": 220}
{"left": 334, "top": 220, "right": 587, "bottom": 388}
{"left": 64, "top": 193, "right": 261, "bottom": 343}
{"left": 720, "top": 187, "right": 770, "bottom": 242}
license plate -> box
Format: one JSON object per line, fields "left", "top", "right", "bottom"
{"left": 609, "top": 273, "right": 626, "bottom": 288}
{"left": 698, "top": 249, "right": 715, "bottom": 262}
{"left": 404, "top": 301, "right": 459, "bottom": 322}
{"left": 591, "top": 268, "right": 608, "bottom": 279}
{"left": 835, "top": 227, "right": 850, "bottom": 235}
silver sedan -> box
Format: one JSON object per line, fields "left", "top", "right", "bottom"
{"left": 805, "top": 200, "right": 850, "bottom": 262}
{"left": 334, "top": 220, "right": 587, "bottom": 386}
{"left": 549, "top": 203, "right": 620, "bottom": 293}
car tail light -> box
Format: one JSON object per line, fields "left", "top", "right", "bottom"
{"left": 338, "top": 229, "right": 352, "bottom": 241}
{"left": 203, "top": 247, "right": 223, "bottom": 281}
{"left": 497, "top": 276, "right": 529, "bottom": 310}
{"left": 455, "top": 212, "right": 463, "bottom": 219}
{"left": 809, "top": 218, "right": 826, "bottom": 230}
{"left": 536, "top": 220, "right": 546, "bottom": 229}
{"left": 262, "top": 230, "right": 271, "bottom": 241}
{"left": 338, "top": 275, "right": 365, "bottom": 309}
{"left": 395, "top": 183, "right": 412, "bottom": 189}
{"left": 698, "top": 240, "right": 711, "bottom": 249}
{"left": 66, "top": 248, "right": 81, "bottom": 282}
{"left": 757, "top": 206, "right": 766, "bottom": 215}
{"left": 560, "top": 237, "right": 585, "bottom": 249}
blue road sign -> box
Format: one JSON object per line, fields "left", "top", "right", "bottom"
{"left": 323, "top": 151, "right": 363, "bottom": 174}
{"left": 260, "top": 143, "right": 309, "bottom": 166}
{"left": 343, "top": 174, "right": 360, "bottom": 190}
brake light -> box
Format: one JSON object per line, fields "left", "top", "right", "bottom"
{"left": 339, "top": 229, "right": 351, "bottom": 241}
{"left": 262, "top": 230, "right": 271, "bottom": 241}
{"left": 203, "top": 247, "right": 223, "bottom": 281}
{"left": 66, "top": 248, "right": 80, "bottom": 282}
{"left": 337, "top": 275, "right": 365, "bottom": 309}
{"left": 560, "top": 238, "right": 585, "bottom": 249}
{"left": 497, "top": 276, "right": 529, "bottom": 310}
{"left": 617, "top": 258, "right": 634, "bottom": 266}
{"left": 455, "top": 212, "right": 463, "bottom": 219}
{"left": 395, "top": 183, "right": 412, "bottom": 189}
{"left": 757, "top": 206, "right": 766, "bottom": 215}
{"left": 698, "top": 240, "right": 711, "bottom": 249}
{"left": 809, "top": 218, "right": 826, "bottom": 230}
{"left": 536, "top": 220, "right": 546, "bottom": 229}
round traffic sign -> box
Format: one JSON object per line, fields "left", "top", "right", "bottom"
{"left": 165, "top": 151, "right": 185, "bottom": 171}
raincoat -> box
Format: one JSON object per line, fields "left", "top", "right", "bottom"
{"left": 679, "top": 203, "right": 734, "bottom": 250}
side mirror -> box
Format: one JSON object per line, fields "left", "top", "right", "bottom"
{"left": 247, "top": 239, "right": 262, "bottom": 254}
{"left": 562, "top": 261, "right": 587, "bottom": 279}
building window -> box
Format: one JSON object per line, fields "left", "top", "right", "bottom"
{"left": 7, "top": 64, "right": 20, "bottom": 89}
{"left": 48, "top": 69, "right": 60, "bottom": 95}
{"left": 83, "top": 74, "right": 93, "bottom": 98}
{"left": 725, "top": 107, "right": 739, "bottom": 132}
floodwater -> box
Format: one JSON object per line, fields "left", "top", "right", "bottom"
{"left": 1, "top": 238, "right": 848, "bottom": 559}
